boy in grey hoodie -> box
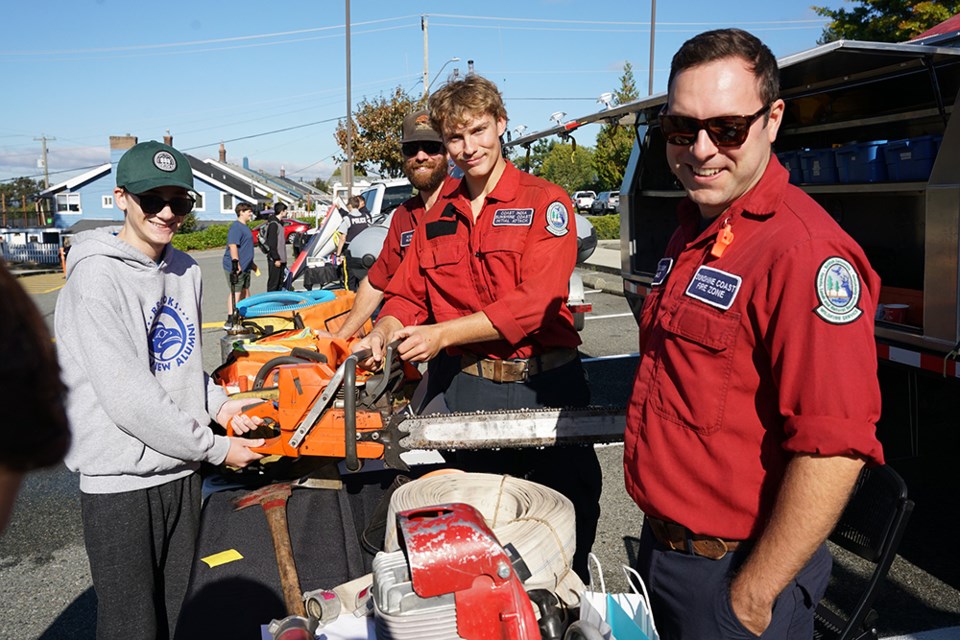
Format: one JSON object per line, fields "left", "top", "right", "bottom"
{"left": 55, "top": 140, "right": 265, "bottom": 640}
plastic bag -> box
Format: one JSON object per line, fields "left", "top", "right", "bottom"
{"left": 578, "top": 553, "right": 659, "bottom": 640}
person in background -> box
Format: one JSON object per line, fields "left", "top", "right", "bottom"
{"left": 356, "top": 75, "right": 601, "bottom": 581}
{"left": 54, "top": 140, "right": 265, "bottom": 639}
{"left": 222, "top": 201, "right": 255, "bottom": 325}
{"left": 0, "top": 262, "right": 70, "bottom": 534}
{"left": 265, "top": 201, "right": 288, "bottom": 292}
{"left": 333, "top": 109, "right": 450, "bottom": 339}
{"left": 623, "top": 29, "right": 884, "bottom": 639}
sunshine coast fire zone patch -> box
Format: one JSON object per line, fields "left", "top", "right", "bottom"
{"left": 815, "top": 257, "right": 862, "bottom": 324}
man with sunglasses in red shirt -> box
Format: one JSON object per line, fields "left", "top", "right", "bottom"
{"left": 623, "top": 29, "right": 884, "bottom": 639}
{"left": 54, "top": 140, "right": 265, "bottom": 639}
{"left": 333, "top": 110, "right": 449, "bottom": 339}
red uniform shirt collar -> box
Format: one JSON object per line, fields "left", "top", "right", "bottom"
{"left": 442, "top": 160, "right": 521, "bottom": 206}
{"left": 677, "top": 155, "right": 789, "bottom": 238}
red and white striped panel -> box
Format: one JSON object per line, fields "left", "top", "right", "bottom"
{"left": 876, "top": 342, "right": 960, "bottom": 378}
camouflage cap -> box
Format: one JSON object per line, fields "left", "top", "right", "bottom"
{"left": 401, "top": 110, "right": 442, "bottom": 144}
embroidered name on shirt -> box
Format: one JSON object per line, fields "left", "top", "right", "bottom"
{"left": 685, "top": 266, "right": 742, "bottom": 310}
{"left": 492, "top": 208, "right": 534, "bottom": 226}
{"left": 652, "top": 258, "right": 674, "bottom": 286}
{"left": 400, "top": 230, "right": 414, "bottom": 247}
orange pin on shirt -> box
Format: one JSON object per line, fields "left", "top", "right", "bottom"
{"left": 711, "top": 221, "right": 734, "bottom": 258}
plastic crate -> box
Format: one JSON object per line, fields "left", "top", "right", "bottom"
{"left": 800, "top": 148, "right": 838, "bottom": 184}
{"left": 777, "top": 151, "right": 803, "bottom": 184}
{"left": 835, "top": 141, "right": 888, "bottom": 183}
{"left": 884, "top": 135, "right": 943, "bottom": 182}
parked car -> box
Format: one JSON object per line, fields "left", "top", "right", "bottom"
{"left": 251, "top": 218, "right": 310, "bottom": 245}
{"left": 591, "top": 191, "right": 620, "bottom": 215}
{"left": 571, "top": 190, "right": 596, "bottom": 213}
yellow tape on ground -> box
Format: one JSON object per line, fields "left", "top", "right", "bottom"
{"left": 201, "top": 549, "right": 244, "bottom": 568}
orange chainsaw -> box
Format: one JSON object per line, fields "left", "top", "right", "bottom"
{"left": 237, "top": 342, "right": 626, "bottom": 472}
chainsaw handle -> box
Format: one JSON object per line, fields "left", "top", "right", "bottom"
{"left": 343, "top": 354, "right": 361, "bottom": 472}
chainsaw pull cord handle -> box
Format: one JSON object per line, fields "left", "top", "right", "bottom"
{"left": 344, "top": 353, "right": 361, "bottom": 472}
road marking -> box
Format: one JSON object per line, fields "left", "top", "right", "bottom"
{"left": 584, "top": 288, "right": 601, "bottom": 294}
{"left": 18, "top": 272, "right": 66, "bottom": 294}
{"left": 582, "top": 352, "right": 640, "bottom": 363}
{"left": 585, "top": 312, "right": 633, "bottom": 321}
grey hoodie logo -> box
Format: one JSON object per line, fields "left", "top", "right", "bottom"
{"left": 147, "top": 296, "right": 197, "bottom": 372}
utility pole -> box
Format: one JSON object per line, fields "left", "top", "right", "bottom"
{"left": 422, "top": 15, "right": 429, "bottom": 100}
{"left": 648, "top": 0, "right": 657, "bottom": 95}
{"left": 34, "top": 134, "right": 55, "bottom": 189}
{"left": 345, "top": 0, "right": 353, "bottom": 197}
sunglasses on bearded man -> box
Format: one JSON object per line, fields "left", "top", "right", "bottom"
{"left": 401, "top": 140, "right": 445, "bottom": 157}
{"left": 659, "top": 103, "right": 771, "bottom": 148}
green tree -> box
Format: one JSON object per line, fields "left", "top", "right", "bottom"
{"left": 518, "top": 139, "right": 558, "bottom": 175}
{"left": 311, "top": 177, "right": 329, "bottom": 192}
{"left": 814, "top": 0, "right": 960, "bottom": 43}
{"left": 540, "top": 143, "right": 597, "bottom": 193}
{"left": 0, "top": 176, "right": 42, "bottom": 210}
{"left": 334, "top": 86, "right": 424, "bottom": 178}
{"left": 593, "top": 62, "right": 639, "bottom": 191}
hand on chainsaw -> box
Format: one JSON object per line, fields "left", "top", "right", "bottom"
{"left": 393, "top": 324, "right": 446, "bottom": 362}
{"left": 216, "top": 398, "right": 267, "bottom": 435}
{"left": 354, "top": 316, "right": 402, "bottom": 370}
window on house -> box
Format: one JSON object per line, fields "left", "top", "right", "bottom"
{"left": 102, "top": 195, "right": 114, "bottom": 208}
{"left": 221, "top": 193, "right": 234, "bottom": 213}
{"left": 193, "top": 192, "right": 205, "bottom": 211}
{"left": 56, "top": 193, "right": 81, "bottom": 213}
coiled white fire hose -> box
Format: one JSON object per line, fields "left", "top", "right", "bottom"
{"left": 383, "top": 472, "right": 585, "bottom": 604}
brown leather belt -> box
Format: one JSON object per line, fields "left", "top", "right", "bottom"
{"left": 460, "top": 348, "right": 578, "bottom": 383}
{"left": 647, "top": 516, "right": 743, "bottom": 561}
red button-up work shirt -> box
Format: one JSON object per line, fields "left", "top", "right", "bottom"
{"left": 624, "top": 158, "right": 885, "bottom": 540}
{"left": 366, "top": 194, "right": 426, "bottom": 292}
{"left": 381, "top": 161, "right": 580, "bottom": 360}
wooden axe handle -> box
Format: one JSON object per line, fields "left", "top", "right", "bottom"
{"left": 263, "top": 503, "right": 306, "bottom": 617}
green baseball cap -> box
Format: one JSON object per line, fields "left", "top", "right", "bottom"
{"left": 116, "top": 141, "right": 194, "bottom": 194}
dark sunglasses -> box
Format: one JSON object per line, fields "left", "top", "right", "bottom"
{"left": 659, "top": 104, "right": 771, "bottom": 148}
{"left": 130, "top": 192, "right": 195, "bottom": 216}
{"left": 401, "top": 140, "right": 444, "bottom": 157}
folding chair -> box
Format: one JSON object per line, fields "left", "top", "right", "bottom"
{"left": 814, "top": 464, "right": 914, "bottom": 640}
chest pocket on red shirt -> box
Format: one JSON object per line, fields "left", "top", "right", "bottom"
{"left": 651, "top": 301, "right": 741, "bottom": 435}
{"left": 420, "top": 240, "right": 467, "bottom": 273}
{"left": 478, "top": 231, "right": 526, "bottom": 290}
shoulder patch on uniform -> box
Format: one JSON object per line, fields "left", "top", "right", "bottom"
{"left": 652, "top": 258, "right": 674, "bottom": 286}
{"left": 684, "top": 265, "right": 742, "bottom": 310}
{"left": 400, "top": 230, "right": 414, "bottom": 247}
{"left": 492, "top": 208, "right": 534, "bottom": 226}
{"left": 814, "top": 257, "right": 863, "bottom": 324}
{"left": 544, "top": 201, "right": 569, "bottom": 237}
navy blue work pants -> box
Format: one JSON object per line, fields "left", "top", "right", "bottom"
{"left": 634, "top": 519, "right": 832, "bottom": 640}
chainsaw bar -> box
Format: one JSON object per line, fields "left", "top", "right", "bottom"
{"left": 393, "top": 406, "right": 627, "bottom": 452}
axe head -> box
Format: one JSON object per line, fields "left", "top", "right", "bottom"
{"left": 232, "top": 482, "right": 292, "bottom": 511}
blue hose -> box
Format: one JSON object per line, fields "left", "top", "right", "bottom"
{"left": 236, "top": 290, "right": 336, "bottom": 317}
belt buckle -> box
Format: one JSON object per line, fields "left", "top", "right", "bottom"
{"left": 697, "top": 537, "right": 730, "bottom": 560}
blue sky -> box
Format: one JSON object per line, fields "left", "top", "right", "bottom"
{"left": 1, "top": 0, "right": 843, "bottom": 187}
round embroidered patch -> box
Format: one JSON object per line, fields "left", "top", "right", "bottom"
{"left": 815, "top": 257, "right": 862, "bottom": 324}
{"left": 153, "top": 150, "right": 178, "bottom": 172}
{"left": 545, "top": 201, "right": 569, "bottom": 237}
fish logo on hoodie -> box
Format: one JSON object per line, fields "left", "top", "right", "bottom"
{"left": 146, "top": 296, "right": 197, "bottom": 372}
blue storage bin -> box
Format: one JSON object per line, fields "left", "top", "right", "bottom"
{"left": 800, "top": 148, "right": 838, "bottom": 184}
{"left": 835, "top": 141, "right": 887, "bottom": 183}
{"left": 777, "top": 151, "right": 803, "bottom": 184}
{"left": 884, "top": 135, "right": 943, "bottom": 182}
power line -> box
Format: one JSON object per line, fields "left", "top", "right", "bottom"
{"left": 0, "top": 16, "right": 417, "bottom": 56}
